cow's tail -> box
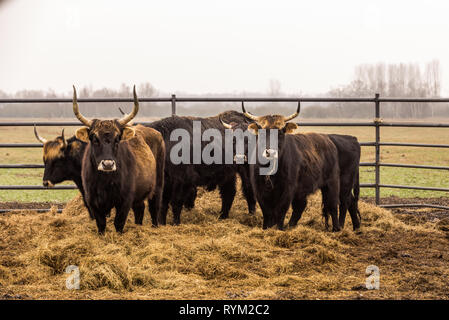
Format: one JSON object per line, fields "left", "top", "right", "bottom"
{"left": 353, "top": 170, "right": 361, "bottom": 222}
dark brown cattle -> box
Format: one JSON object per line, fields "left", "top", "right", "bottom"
{"left": 33, "top": 127, "right": 92, "bottom": 218}
{"left": 222, "top": 104, "right": 362, "bottom": 231}
{"left": 328, "top": 134, "right": 361, "bottom": 230}
{"left": 73, "top": 85, "right": 160, "bottom": 234}
{"left": 34, "top": 122, "right": 165, "bottom": 225}
{"left": 223, "top": 103, "right": 341, "bottom": 231}
{"left": 146, "top": 112, "right": 256, "bottom": 225}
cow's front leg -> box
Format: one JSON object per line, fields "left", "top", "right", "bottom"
{"left": 275, "top": 194, "right": 294, "bottom": 231}
{"left": 89, "top": 204, "right": 110, "bottom": 235}
{"left": 114, "top": 201, "right": 132, "bottom": 233}
{"left": 257, "top": 199, "right": 275, "bottom": 229}
{"left": 219, "top": 176, "right": 236, "bottom": 219}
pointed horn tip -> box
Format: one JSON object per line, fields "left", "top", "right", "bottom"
{"left": 133, "top": 85, "right": 138, "bottom": 101}
{"left": 72, "top": 85, "right": 77, "bottom": 100}
{"left": 241, "top": 101, "right": 246, "bottom": 112}
{"left": 219, "top": 117, "right": 232, "bottom": 129}
{"left": 33, "top": 125, "right": 46, "bottom": 143}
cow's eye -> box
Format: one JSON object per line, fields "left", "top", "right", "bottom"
{"left": 91, "top": 136, "right": 99, "bottom": 144}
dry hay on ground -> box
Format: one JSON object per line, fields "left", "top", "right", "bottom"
{"left": 0, "top": 187, "right": 448, "bottom": 300}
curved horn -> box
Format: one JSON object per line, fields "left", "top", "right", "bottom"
{"left": 241, "top": 101, "right": 259, "bottom": 121}
{"left": 118, "top": 85, "right": 139, "bottom": 125}
{"left": 118, "top": 107, "right": 134, "bottom": 125}
{"left": 283, "top": 101, "right": 301, "bottom": 121}
{"left": 61, "top": 129, "right": 67, "bottom": 148}
{"left": 34, "top": 125, "right": 47, "bottom": 144}
{"left": 72, "top": 85, "right": 91, "bottom": 126}
{"left": 219, "top": 116, "right": 233, "bottom": 129}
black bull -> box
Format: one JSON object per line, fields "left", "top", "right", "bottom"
{"left": 220, "top": 120, "right": 361, "bottom": 231}
{"left": 148, "top": 111, "right": 257, "bottom": 225}
{"left": 285, "top": 133, "right": 361, "bottom": 230}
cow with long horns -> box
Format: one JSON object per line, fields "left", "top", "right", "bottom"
{"left": 221, "top": 108, "right": 362, "bottom": 231}
{"left": 72, "top": 85, "right": 161, "bottom": 234}
{"left": 222, "top": 102, "right": 342, "bottom": 231}
{"left": 34, "top": 121, "right": 166, "bottom": 225}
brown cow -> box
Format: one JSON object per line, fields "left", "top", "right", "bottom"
{"left": 224, "top": 103, "right": 341, "bottom": 231}
{"left": 72, "top": 85, "right": 162, "bottom": 234}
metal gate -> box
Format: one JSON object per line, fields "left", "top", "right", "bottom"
{"left": 1, "top": 94, "right": 449, "bottom": 212}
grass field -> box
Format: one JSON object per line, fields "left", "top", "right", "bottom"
{"left": 1, "top": 119, "right": 449, "bottom": 202}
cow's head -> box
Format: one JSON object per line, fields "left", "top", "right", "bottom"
{"left": 34, "top": 126, "right": 86, "bottom": 187}
{"left": 220, "top": 117, "right": 251, "bottom": 164}
{"left": 242, "top": 102, "right": 300, "bottom": 159}
{"left": 72, "top": 85, "right": 138, "bottom": 172}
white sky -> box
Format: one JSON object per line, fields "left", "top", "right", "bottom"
{"left": 1, "top": 0, "right": 449, "bottom": 95}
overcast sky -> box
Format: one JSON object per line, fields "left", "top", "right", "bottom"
{"left": 1, "top": 0, "right": 449, "bottom": 96}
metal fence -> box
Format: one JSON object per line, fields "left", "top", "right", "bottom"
{"left": 1, "top": 93, "right": 449, "bottom": 212}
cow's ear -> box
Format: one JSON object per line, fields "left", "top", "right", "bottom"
{"left": 248, "top": 123, "right": 259, "bottom": 135}
{"left": 283, "top": 122, "right": 298, "bottom": 134}
{"left": 121, "top": 127, "right": 136, "bottom": 140}
{"left": 75, "top": 127, "right": 90, "bottom": 143}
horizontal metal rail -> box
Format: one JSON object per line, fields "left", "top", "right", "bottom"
{"left": 379, "top": 184, "right": 449, "bottom": 192}
{"left": 379, "top": 163, "right": 449, "bottom": 170}
{"left": 379, "top": 142, "right": 449, "bottom": 148}
{"left": 0, "top": 164, "right": 44, "bottom": 168}
{"left": 380, "top": 122, "right": 449, "bottom": 128}
{"left": 2, "top": 96, "right": 449, "bottom": 103}
{"left": 3, "top": 160, "right": 443, "bottom": 171}
{"left": 0, "top": 208, "right": 63, "bottom": 213}
{"left": 380, "top": 204, "right": 449, "bottom": 210}
{"left": 0, "top": 97, "right": 376, "bottom": 103}
{"left": 2, "top": 121, "right": 449, "bottom": 128}
{"left": 0, "top": 185, "right": 77, "bottom": 190}
{"left": 360, "top": 184, "right": 376, "bottom": 188}
{"left": 0, "top": 143, "right": 43, "bottom": 148}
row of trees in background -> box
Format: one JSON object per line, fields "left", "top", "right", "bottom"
{"left": 315, "top": 60, "right": 444, "bottom": 119}
{"left": 1, "top": 60, "right": 447, "bottom": 119}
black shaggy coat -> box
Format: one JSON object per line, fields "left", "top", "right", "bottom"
{"left": 286, "top": 134, "right": 361, "bottom": 230}
{"left": 250, "top": 132, "right": 341, "bottom": 231}
{"left": 148, "top": 110, "right": 256, "bottom": 225}
{"left": 328, "top": 134, "right": 361, "bottom": 230}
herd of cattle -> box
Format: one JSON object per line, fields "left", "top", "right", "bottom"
{"left": 33, "top": 86, "right": 361, "bottom": 234}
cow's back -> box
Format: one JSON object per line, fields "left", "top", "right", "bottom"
{"left": 286, "top": 132, "right": 339, "bottom": 194}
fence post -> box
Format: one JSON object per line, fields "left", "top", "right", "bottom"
{"left": 171, "top": 94, "right": 176, "bottom": 116}
{"left": 374, "top": 93, "right": 380, "bottom": 205}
